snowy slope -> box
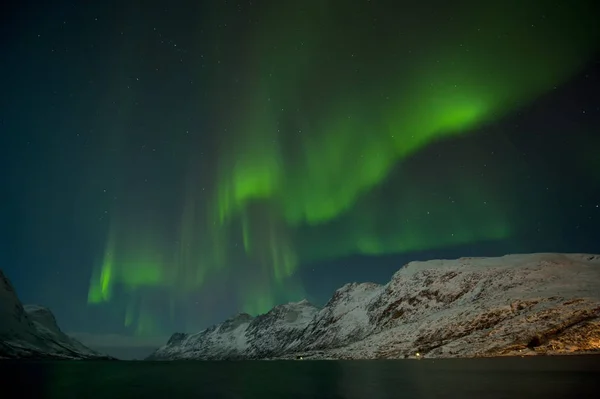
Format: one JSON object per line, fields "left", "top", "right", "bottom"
{"left": 293, "top": 282, "right": 383, "bottom": 351}
{"left": 320, "top": 253, "right": 600, "bottom": 359}
{"left": 0, "top": 270, "right": 112, "bottom": 360}
{"left": 149, "top": 253, "right": 600, "bottom": 360}
{"left": 149, "top": 300, "right": 320, "bottom": 360}
{"left": 150, "top": 313, "right": 254, "bottom": 360}
{"left": 246, "top": 299, "right": 319, "bottom": 357}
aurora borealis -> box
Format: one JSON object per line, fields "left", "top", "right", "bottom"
{"left": 3, "top": 0, "right": 600, "bottom": 356}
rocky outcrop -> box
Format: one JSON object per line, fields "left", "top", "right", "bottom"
{"left": 149, "top": 253, "right": 600, "bottom": 360}
{"left": 0, "top": 270, "right": 112, "bottom": 360}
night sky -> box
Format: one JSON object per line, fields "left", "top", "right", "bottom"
{"left": 2, "top": 0, "right": 600, "bottom": 357}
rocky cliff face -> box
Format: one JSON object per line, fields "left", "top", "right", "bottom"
{"left": 0, "top": 270, "right": 112, "bottom": 360}
{"left": 149, "top": 253, "right": 600, "bottom": 360}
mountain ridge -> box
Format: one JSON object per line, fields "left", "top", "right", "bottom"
{"left": 149, "top": 253, "right": 600, "bottom": 360}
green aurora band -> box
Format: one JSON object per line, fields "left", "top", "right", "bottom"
{"left": 88, "top": 0, "right": 599, "bottom": 334}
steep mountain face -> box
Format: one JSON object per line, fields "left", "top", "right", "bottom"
{"left": 0, "top": 270, "right": 111, "bottom": 360}
{"left": 149, "top": 300, "right": 319, "bottom": 360}
{"left": 0, "top": 270, "right": 35, "bottom": 338}
{"left": 245, "top": 299, "right": 319, "bottom": 358}
{"left": 155, "top": 312, "right": 253, "bottom": 360}
{"left": 149, "top": 253, "right": 600, "bottom": 360}
{"left": 294, "top": 282, "right": 383, "bottom": 352}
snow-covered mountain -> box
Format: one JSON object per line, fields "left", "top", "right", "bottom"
{"left": 149, "top": 299, "right": 319, "bottom": 360}
{"left": 292, "top": 282, "right": 383, "bottom": 352}
{"left": 0, "top": 270, "right": 111, "bottom": 360}
{"left": 149, "top": 253, "right": 600, "bottom": 360}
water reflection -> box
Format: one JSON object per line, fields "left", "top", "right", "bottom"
{"left": 0, "top": 356, "right": 598, "bottom": 399}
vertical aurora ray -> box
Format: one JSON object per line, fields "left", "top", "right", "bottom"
{"left": 87, "top": 215, "right": 173, "bottom": 335}
{"left": 88, "top": 221, "right": 117, "bottom": 303}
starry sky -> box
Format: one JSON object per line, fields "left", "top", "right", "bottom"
{"left": 2, "top": 0, "right": 600, "bottom": 357}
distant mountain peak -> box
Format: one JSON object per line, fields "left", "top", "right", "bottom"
{"left": 230, "top": 312, "right": 254, "bottom": 321}
{"left": 293, "top": 298, "right": 313, "bottom": 306}
{"left": 166, "top": 332, "right": 188, "bottom": 346}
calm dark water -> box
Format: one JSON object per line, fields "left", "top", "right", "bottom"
{"left": 1, "top": 355, "right": 598, "bottom": 398}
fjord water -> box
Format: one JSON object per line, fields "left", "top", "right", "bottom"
{"left": 2, "top": 356, "right": 598, "bottom": 398}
